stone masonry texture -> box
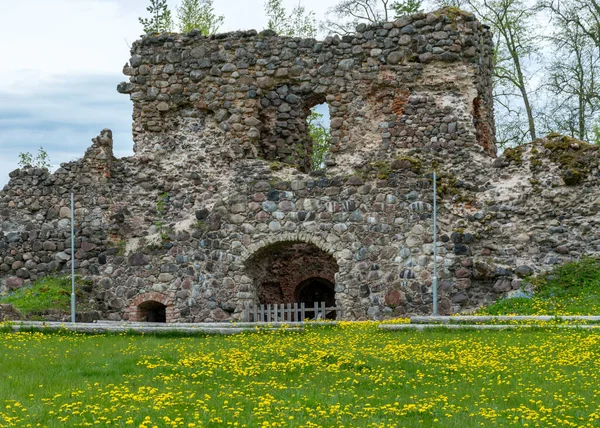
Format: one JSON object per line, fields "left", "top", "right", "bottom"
{"left": 1, "top": 8, "right": 599, "bottom": 321}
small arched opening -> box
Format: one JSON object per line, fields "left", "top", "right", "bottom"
{"left": 137, "top": 300, "right": 167, "bottom": 322}
{"left": 295, "top": 277, "right": 336, "bottom": 319}
{"left": 125, "top": 292, "right": 175, "bottom": 322}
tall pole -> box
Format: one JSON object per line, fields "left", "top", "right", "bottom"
{"left": 71, "top": 191, "right": 76, "bottom": 323}
{"left": 432, "top": 171, "right": 438, "bottom": 316}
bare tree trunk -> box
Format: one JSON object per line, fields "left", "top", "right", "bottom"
{"left": 516, "top": 63, "right": 537, "bottom": 141}
{"left": 471, "top": 0, "right": 540, "bottom": 144}
{"left": 505, "top": 17, "right": 537, "bottom": 140}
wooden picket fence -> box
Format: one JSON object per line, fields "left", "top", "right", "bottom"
{"left": 244, "top": 302, "right": 340, "bottom": 322}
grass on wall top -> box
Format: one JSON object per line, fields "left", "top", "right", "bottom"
{"left": 0, "top": 276, "right": 90, "bottom": 316}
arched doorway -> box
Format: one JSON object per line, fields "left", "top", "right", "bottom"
{"left": 125, "top": 292, "right": 175, "bottom": 322}
{"left": 295, "top": 277, "right": 336, "bottom": 319}
{"left": 295, "top": 277, "right": 335, "bottom": 307}
{"left": 137, "top": 301, "right": 166, "bottom": 322}
{"left": 245, "top": 241, "right": 339, "bottom": 317}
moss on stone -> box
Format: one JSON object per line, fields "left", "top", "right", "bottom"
{"left": 530, "top": 157, "right": 543, "bottom": 168}
{"left": 193, "top": 220, "right": 208, "bottom": 232}
{"left": 503, "top": 146, "right": 525, "bottom": 165}
{"left": 434, "top": 6, "right": 472, "bottom": 27}
{"left": 541, "top": 134, "right": 598, "bottom": 185}
{"left": 116, "top": 240, "right": 126, "bottom": 256}
{"left": 269, "top": 161, "right": 283, "bottom": 171}
{"left": 396, "top": 156, "right": 422, "bottom": 173}
{"left": 370, "top": 161, "right": 392, "bottom": 180}
{"left": 436, "top": 172, "right": 459, "bottom": 198}
{"left": 562, "top": 169, "right": 583, "bottom": 186}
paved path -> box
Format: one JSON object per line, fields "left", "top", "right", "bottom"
{"left": 409, "top": 315, "right": 600, "bottom": 323}
{"left": 380, "top": 323, "right": 600, "bottom": 331}
{"left": 4, "top": 317, "right": 599, "bottom": 335}
{"left": 2, "top": 320, "right": 310, "bottom": 335}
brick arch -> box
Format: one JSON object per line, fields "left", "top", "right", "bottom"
{"left": 242, "top": 236, "right": 339, "bottom": 306}
{"left": 125, "top": 291, "right": 177, "bottom": 322}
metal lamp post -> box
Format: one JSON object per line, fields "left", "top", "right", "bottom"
{"left": 71, "top": 192, "right": 76, "bottom": 323}
{"left": 432, "top": 171, "right": 438, "bottom": 316}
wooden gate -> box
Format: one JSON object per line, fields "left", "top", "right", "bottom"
{"left": 244, "top": 302, "right": 341, "bottom": 322}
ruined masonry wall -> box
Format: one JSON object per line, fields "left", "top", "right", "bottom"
{"left": 1, "top": 9, "right": 599, "bottom": 322}
{"left": 118, "top": 8, "right": 496, "bottom": 171}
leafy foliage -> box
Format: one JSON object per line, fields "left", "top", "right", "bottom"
{"left": 18, "top": 147, "right": 51, "bottom": 170}
{"left": 265, "top": 0, "right": 317, "bottom": 38}
{"left": 177, "top": 0, "right": 224, "bottom": 35}
{"left": 308, "top": 110, "right": 330, "bottom": 170}
{"left": 593, "top": 118, "right": 600, "bottom": 146}
{"left": 392, "top": 0, "right": 423, "bottom": 15}
{"left": 432, "top": 0, "right": 468, "bottom": 6}
{"left": 154, "top": 192, "right": 170, "bottom": 242}
{"left": 139, "top": 0, "right": 174, "bottom": 34}
{"left": 532, "top": 257, "right": 600, "bottom": 290}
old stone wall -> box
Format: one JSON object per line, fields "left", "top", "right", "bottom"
{"left": 1, "top": 9, "right": 598, "bottom": 322}
{"left": 118, "top": 7, "right": 496, "bottom": 169}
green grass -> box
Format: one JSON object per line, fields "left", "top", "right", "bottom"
{"left": 0, "top": 324, "right": 599, "bottom": 427}
{"left": 478, "top": 257, "right": 600, "bottom": 315}
{"left": 0, "top": 276, "right": 89, "bottom": 317}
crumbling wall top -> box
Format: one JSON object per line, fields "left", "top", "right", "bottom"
{"left": 119, "top": 7, "right": 495, "bottom": 170}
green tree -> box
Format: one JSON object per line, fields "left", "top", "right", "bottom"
{"left": 18, "top": 147, "right": 51, "bottom": 170}
{"left": 139, "top": 0, "right": 174, "bottom": 34}
{"left": 538, "top": 0, "right": 600, "bottom": 53}
{"left": 432, "top": 0, "right": 468, "bottom": 7}
{"left": 392, "top": 0, "right": 422, "bottom": 15}
{"left": 265, "top": 0, "right": 317, "bottom": 38}
{"left": 177, "top": 0, "right": 224, "bottom": 34}
{"left": 541, "top": 21, "right": 600, "bottom": 141}
{"left": 265, "top": 0, "right": 287, "bottom": 33}
{"left": 308, "top": 111, "right": 331, "bottom": 170}
{"left": 593, "top": 119, "right": 600, "bottom": 145}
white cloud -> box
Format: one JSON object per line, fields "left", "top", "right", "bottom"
{"left": 0, "top": 0, "right": 365, "bottom": 187}
{"left": 0, "top": 74, "right": 133, "bottom": 186}
{"left": 0, "top": 1, "right": 142, "bottom": 86}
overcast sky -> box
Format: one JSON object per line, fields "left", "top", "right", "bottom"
{"left": 0, "top": 0, "right": 345, "bottom": 187}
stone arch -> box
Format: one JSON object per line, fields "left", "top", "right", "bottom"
{"left": 125, "top": 291, "right": 176, "bottom": 323}
{"left": 240, "top": 232, "right": 335, "bottom": 264}
{"left": 243, "top": 237, "right": 340, "bottom": 308}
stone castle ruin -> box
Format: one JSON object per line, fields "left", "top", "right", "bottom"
{"left": 1, "top": 9, "right": 599, "bottom": 322}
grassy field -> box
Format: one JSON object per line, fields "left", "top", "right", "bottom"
{"left": 478, "top": 258, "right": 600, "bottom": 316}
{"left": 2, "top": 259, "right": 600, "bottom": 426}
{"left": 1, "top": 323, "right": 600, "bottom": 427}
